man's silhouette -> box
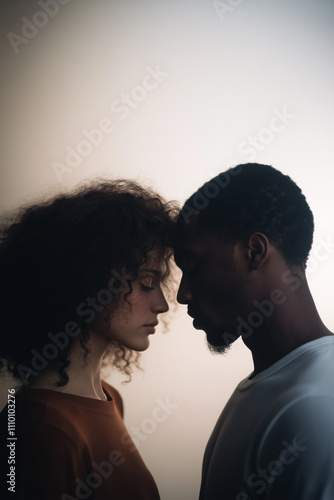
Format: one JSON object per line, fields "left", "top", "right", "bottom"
{"left": 173, "top": 163, "right": 334, "bottom": 499}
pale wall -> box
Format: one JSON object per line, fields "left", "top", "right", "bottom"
{"left": 1, "top": 1, "right": 334, "bottom": 499}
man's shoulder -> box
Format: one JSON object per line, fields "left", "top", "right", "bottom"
{"left": 255, "top": 336, "right": 334, "bottom": 394}
{"left": 257, "top": 394, "right": 334, "bottom": 462}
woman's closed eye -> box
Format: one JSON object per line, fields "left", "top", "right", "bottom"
{"left": 139, "top": 277, "right": 155, "bottom": 291}
{"left": 137, "top": 268, "right": 163, "bottom": 291}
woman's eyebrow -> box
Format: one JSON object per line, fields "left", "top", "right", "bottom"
{"left": 138, "top": 268, "right": 161, "bottom": 276}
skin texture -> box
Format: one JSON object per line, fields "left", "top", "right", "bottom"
{"left": 26, "top": 250, "right": 168, "bottom": 400}
{"left": 94, "top": 254, "right": 169, "bottom": 352}
{"left": 175, "top": 219, "right": 333, "bottom": 376}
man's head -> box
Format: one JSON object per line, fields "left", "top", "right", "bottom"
{"left": 173, "top": 163, "right": 314, "bottom": 352}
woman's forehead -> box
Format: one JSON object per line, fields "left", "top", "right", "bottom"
{"left": 140, "top": 249, "right": 165, "bottom": 273}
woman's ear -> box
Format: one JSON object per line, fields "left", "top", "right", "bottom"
{"left": 247, "top": 232, "right": 270, "bottom": 270}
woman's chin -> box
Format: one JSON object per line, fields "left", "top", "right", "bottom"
{"left": 122, "top": 338, "right": 151, "bottom": 352}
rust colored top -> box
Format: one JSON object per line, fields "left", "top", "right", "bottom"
{"left": 1, "top": 381, "right": 160, "bottom": 500}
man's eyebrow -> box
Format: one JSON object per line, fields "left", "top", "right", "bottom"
{"left": 174, "top": 248, "right": 198, "bottom": 268}
{"left": 175, "top": 248, "right": 197, "bottom": 260}
{"left": 181, "top": 248, "right": 196, "bottom": 256}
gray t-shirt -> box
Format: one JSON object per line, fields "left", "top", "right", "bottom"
{"left": 199, "top": 336, "right": 334, "bottom": 500}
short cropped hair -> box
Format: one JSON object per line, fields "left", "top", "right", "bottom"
{"left": 177, "top": 163, "right": 314, "bottom": 267}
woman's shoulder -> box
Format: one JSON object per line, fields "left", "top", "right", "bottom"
{"left": 15, "top": 388, "right": 87, "bottom": 430}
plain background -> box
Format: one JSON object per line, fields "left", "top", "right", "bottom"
{"left": 1, "top": 1, "right": 334, "bottom": 499}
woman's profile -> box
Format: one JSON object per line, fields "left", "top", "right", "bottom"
{"left": 0, "top": 180, "right": 178, "bottom": 499}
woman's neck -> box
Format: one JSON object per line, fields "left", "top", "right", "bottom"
{"left": 25, "top": 335, "right": 110, "bottom": 400}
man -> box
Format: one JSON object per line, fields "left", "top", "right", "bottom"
{"left": 173, "top": 163, "right": 334, "bottom": 499}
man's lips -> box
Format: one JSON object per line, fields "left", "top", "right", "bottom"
{"left": 187, "top": 308, "right": 197, "bottom": 319}
{"left": 188, "top": 309, "right": 205, "bottom": 329}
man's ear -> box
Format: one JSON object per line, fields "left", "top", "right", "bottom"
{"left": 247, "top": 232, "right": 270, "bottom": 270}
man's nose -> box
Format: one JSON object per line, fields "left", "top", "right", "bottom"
{"left": 177, "top": 274, "right": 192, "bottom": 304}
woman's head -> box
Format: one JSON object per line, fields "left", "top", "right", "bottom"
{"left": 0, "top": 180, "right": 179, "bottom": 386}
{"left": 97, "top": 248, "right": 169, "bottom": 352}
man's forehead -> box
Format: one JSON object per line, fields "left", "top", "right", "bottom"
{"left": 175, "top": 219, "right": 222, "bottom": 254}
{"left": 175, "top": 218, "right": 202, "bottom": 247}
{"left": 175, "top": 214, "right": 237, "bottom": 256}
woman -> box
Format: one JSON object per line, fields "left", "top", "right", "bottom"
{"left": 0, "top": 180, "right": 178, "bottom": 499}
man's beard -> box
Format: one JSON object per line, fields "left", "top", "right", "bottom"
{"left": 204, "top": 326, "right": 237, "bottom": 354}
{"left": 206, "top": 338, "right": 232, "bottom": 354}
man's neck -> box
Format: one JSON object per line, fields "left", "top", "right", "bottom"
{"left": 243, "top": 282, "right": 333, "bottom": 376}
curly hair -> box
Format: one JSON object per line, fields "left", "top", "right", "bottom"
{"left": 176, "top": 163, "right": 314, "bottom": 267}
{"left": 0, "top": 180, "right": 179, "bottom": 387}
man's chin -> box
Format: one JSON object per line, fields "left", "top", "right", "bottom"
{"left": 205, "top": 328, "right": 239, "bottom": 354}
{"left": 192, "top": 317, "right": 240, "bottom": 353}
{"left": 193, "top": 317, "right": 205, "bottom": 330}
{"left": 206, "top": 339, "right": 231, "bottom": 354}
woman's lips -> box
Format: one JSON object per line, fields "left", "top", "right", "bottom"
{"left": 143, "top": 321, "right": 158, "bottom": 334}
